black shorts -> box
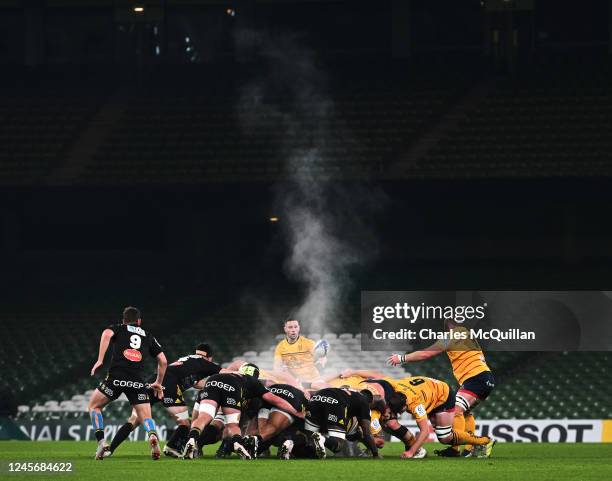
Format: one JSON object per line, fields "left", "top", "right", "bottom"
{"left": 147, "top": 373, "right": 186, "bottom": 408}
{"left": 261, "top": 385, "right": 306, "bottom": 429}
{"left": 305, "top": 389, "right": 348, "bottom": 438}
{"left": 459, "top": 371, "right": 495, "bottom": 400}
{"left": 429, "top": 389, "right": 456, "bottom": 416}
{"left": 97, "top": 369, "right": 149, "bottom": 405}
{"left": 197, "top": 375, "right": 241, "bottom": 409}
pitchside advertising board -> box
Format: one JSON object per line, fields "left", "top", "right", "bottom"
{"left": 13, "top": 419, "right": 612, "bottom": 442}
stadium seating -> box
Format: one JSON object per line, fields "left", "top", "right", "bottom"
{"left": 408, "top": 68, "right": 612, "bottom": 178}
{"left": 83, "top": 78, "right": 462, "bottom": 183}
{"left": 0, "top": 89, "right": 100, "bottom": 184}
{"left": 0, "top": 302, "right": 177, "bottom": 410}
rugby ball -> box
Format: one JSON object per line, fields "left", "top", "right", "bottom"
{"left": 313, "top": 339, "right": 330, "bottom": 360}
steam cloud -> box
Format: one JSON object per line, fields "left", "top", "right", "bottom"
{"left": 236, "top": 30, "right": 384, "bottom": 335}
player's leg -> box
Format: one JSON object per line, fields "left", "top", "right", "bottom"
{"left": 163, "top": 406, "right": 190, "bottom": 458}
{"left": 321, "top": 425, "right": 347, "bottom": 457}
{"left": 250, "top": 409, "right": 293, "bottom": 457}
{"left": 432, "top": 410, "right": 492, "bottom": 455}
{"left": 88, "top": 385, "right": 112, "bottom": 460}
{"left": 224, "top": 407, "right": 256, "bottom": 460}
{"left": 290, "top": 430, "right": 319, "bottom": 459}
{"left": 463, "top": 409, "right": 477, "bottom": 456}
{"left": 303, "top": 401, "right": 327, "bottom": 459}
{"left": 453, "top": 391, "right": 478, "bottom": 456}
{"left": 183, "top": 399, "right": 217, "bottom": 459}
{"left": 133, "top": 401, "right": 161, "bottom": 460}
{"left": 454, "top": 372, "right": 496, "bottom": 458}
{"left": 200, "top": 415, "right": 226, "bottom": 457}
{"left": 108, "top": 408, "right": 140, "bottom": 456}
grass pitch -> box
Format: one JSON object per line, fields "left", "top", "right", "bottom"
{"left": 1, "top": 441, "right": 611, "bottom": 481}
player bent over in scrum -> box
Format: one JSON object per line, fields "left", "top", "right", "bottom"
{"left": 305, "top": 388, "right": 382, "bottom": 460}
{"left": 386, "top": 376, "right": 495, "bottom": 459}
{"left": 342, "top": 375, "right": 424, "bottom": 458}
{"left": 247, "top": 383, "right": 309, "bottom": 459}
{"left": 182, "top": 363, "right": 304, "bottom": 460}
{"left": 388, "top": 319, "right": 495, "bottom": 457}
{"left": 88, "top": 306, "right": 167, "bottom": 460}
{"left": 105, "top": 342, "right": 224, "bottom": 458}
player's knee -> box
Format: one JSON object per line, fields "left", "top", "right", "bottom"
{"left": 435, "top": 426, "right": 453, "bottom": 444}
{"left": 173, "top": 409, "right": 190, "bottom": 424}
{"left": 455, "top": 394, "right": 471, "bottom": 412}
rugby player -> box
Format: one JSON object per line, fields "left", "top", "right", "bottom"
{"left": 304, "top": 387, "right": 382, "bottom": 459}
{"left": 182, "top": 363, "right": 305, "bottom": 459}
{"left": 195, "top": 368, "right": 304, "bottom": 459}
{"left": 105, "top": 342, "right": 223, "bottom": 458}
{"left": 238, "top": 382, "right": 310, "bottom": 459}
{"left": 323, "top": 368, "right": 386, "bottom": 390}
{"left": 273, "top": 319, "right": 326, "bottom": 387}
{"left": 385, "top": 375, "right": 495, "bottom": 459}
{"left": 88, "top": 306, "right": 167, "bottom": 460}
{"left": 338, "top": 371, "right": 425, "bottom": 458}
{"left": 387, "top": 320, "right": 495, "bottom": 457}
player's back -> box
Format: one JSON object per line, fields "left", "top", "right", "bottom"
{"left": 267, "top": 383, "right": 307, "bottom": 411}
{"left": 167, "top": 354, "right": 221, "bottom": 388}
{"left": 444, "top": 327, "right": 491, "bottom": 385}
{"left": 391, "top": 376, "right": 449, "bottom": 414}
{"left": 107, "top": 323, "right": 162, "bottom": 380}
{"left": 328, "top": 375, "right": 367, "bottom": 390}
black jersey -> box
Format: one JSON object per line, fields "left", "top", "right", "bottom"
{"left": 346, "top": 390, "right": 371, "bottom": 421}
{"left": 107, "top": 323, "right": 163, "bottom": 375}
{"left": 266, "top": 384, "right": 307, "bottom": 412}
{"left": 168, "top": 354, "right": 222, "bottom": 389}
{"left": 311, "top": 388, "right": 371, "bottom": 422}
{"left": 207, "top": 373, "right": 269, "bottom": 401}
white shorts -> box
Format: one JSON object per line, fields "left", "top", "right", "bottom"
{"left": 258, "top": 407, "right": 294, "bottom": 424}
{"left": 304, "top": 419, "right": 346, "bottom": 439}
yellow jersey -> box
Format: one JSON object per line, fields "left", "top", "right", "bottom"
{"left": 273, "top": 336, "right": 320, "bottom": 382}
{"left": 328, "top": 375, "right": 367, "bottom": 390}
{"left": 435, "top": 326, "right": 491, "bottom": 385}
{"left": 370, "top": 409, "right": 383, "bottom": 435}
{"left": 390, "top": 376, "right": 450, "bottom": 421}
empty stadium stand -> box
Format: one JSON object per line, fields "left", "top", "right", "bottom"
{"left": 403, "top": 67, "right": 612, "bottom": 178}
{"left": 0, "top": 89, "right": 101, "bottom": 185}
{"left": 83, "top": 78, "right": 463, "bottom": 184}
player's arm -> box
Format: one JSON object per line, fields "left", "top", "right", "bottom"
{"left": 154, "top": 352, "right": 167, "bottom": 384}
{"left": 387, "top": 343, "right": 444, "bottom": 366}
{"left": 145, "top": 335, "right": 167, "bottom": 397}
{"left": 359, "top": 418, "right": 381, "bottom": 458}
{"left": 147, "top": 352, "right": 168, "bottom": 399}
{"left": 401, "top": 417, "right": 429, "bottom": 459}
{"left": 225, "top": 359, "right": 245, "bottom": 371}
{"left": 90, "top": 328, "right": 114, "bottom": 376}
{"left": 266, "top": 369, "right": 303, "bottom": 388}
{"left": 192, "top": 379, "right": 206, "bottom": 390}
{"left": 318, "top": 371, "right": 343, "bottom": 383}
{"left": 261, "top": 392, "right": 304, "bottom": 419}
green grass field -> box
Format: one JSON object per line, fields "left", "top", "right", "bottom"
{"left": 1, "top": 442, "right": 611, "bottom": 481}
